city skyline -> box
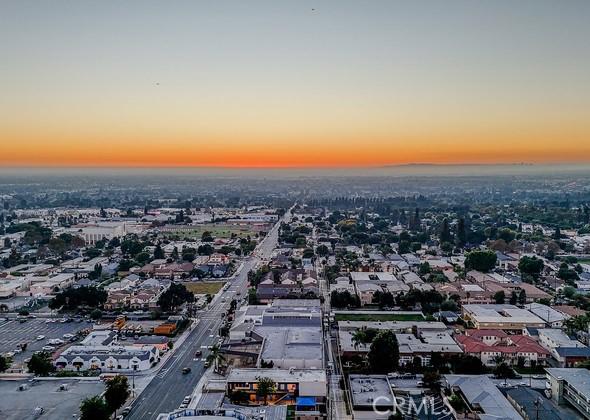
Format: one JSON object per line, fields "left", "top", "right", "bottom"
{"left": 2, "top": 1, "right": 590, "bottom": 167}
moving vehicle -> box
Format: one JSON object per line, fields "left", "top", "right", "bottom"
{"left": 36, "top": 335, "right": 45, "bottom": 341}
{"left": 182, "top": 367, "right": 191, "bottom": 374}
{"left": 195, "top": 350, "right": 202, "bottom": 357}
{"left": 41, "top": 345, "right": 54, "bottom": 352}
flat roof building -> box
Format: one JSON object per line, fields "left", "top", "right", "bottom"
{"left": 546, "top": 368, "right": 590, "bottom": 419}
{"left": 462, "top": 304, "right": 546, "bottom": 330}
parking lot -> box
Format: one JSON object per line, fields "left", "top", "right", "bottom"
{"left": 0, "top": 318, "right": 90, "bottom": 365}
{"left": 0, "top": 379, "right": 105, "bottom": 420}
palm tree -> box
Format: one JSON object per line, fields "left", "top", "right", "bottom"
{"left": 206, "top": 345, "right": 226, "bottom": 373}
{"left": 351, "top": 329, "right": 367, "bottom": 350}
{"left": 256, "top": 376, "right": 277, "bottom": 405}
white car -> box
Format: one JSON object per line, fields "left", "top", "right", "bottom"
{"left": 41, "top": 345, "right": 54, "bottom": 352}
{"left": 62, "top": 333, "right": 74, "bottom": 340}
{"left": 48, "top": 339, "right": 64, "bottom": 346}
{"left": 36, "top": 335, "right": 46, "bottom": 341}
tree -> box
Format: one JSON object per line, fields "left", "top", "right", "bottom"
{"left": 518, "top": 289, "right": 527, "bottom": 305}
{"left": 422, "top": 370, "right": 441, "bottom": 390}
{"left": 247, "top": 288, "right": 259, "bottom": 305}
{"left": 558, "top": 262, "right": 579, "bottom": 282}
{"left": 49, "top": 286, "right": 107, "bottom": 310}
{"left": 27, "top": 352, "right": 55, "bottom": 376}
{"left": 493, "top": 291, "right": 506, "bottom": 304}
{"left": 104, "top": 375, "right": 130, "bottom": 415}
{"left": 464, "top": 250, "right": 497, "bottom": 272}
{"left": 518, "top": 256, "right": 544, "bottom": 281}
{"left": 456, "top": 218, "right": 467, "bottom": 247}
{"left": 90, "top": 309, "right": 103, "bottom": 320}
{"left": 494, "top": 362, "right": 514, "bottom": 380}
{"left": 368, "top": 331, "right": 399, "bottom": 373}
{"left": 0, "top": 355, "right": 9, "bottom": 372}
{"left": 564, "top": 314, "right": 590, "bottom": 336}
{"left": 157, "top": 283, "right": 195, "bottom": 312}
{"left": 80, "top": 395, "right": 110, "bottom": 420}
{"left": 197, "top": 244, "right": 214, "bottom": 256}
{"left": 450, "top": 354, "right": 487, "bottom": 374}
{"left": 509, "top": 291, "right": 518, "bottom": 305}
{"left": 256, "top": 376, "right": 277, "bottom": 405}
{"left": 439, "top": 218, "right": 452, "bottom": 244}
{"left": 154, "top": 243, "right": 165, "bottom": 259}
{"left": 206, "top": 345, "right": 226, "bottom": 373}
{"left": 316, "top": 244, "right": 329, "bottom": 257}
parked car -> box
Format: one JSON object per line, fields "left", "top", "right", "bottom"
{"left": 41, "top": 345, "right": 54, "bottom": 352}
{"left": 36, "top": 335, "right": 45, "bottom": 341}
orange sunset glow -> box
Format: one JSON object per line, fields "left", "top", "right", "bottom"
{"left": 1, "top": 1, "right": 589, "bottom": 168}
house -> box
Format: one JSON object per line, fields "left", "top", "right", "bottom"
{"left": 209, "top": 253, "right": 230, "bottom": 264}
{"left": 256, "top": 270, "right": 318, "bottom": 302}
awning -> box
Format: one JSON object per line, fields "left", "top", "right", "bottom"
{"left": 296, "top": 396, "right": 316, "bottom": 407}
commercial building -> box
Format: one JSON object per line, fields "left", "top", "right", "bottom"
{"left": 256, "top": 326, "right": 323, "bottom": 369}
{"left": 525, "top": 303, "right": 570, "bottom": 328}
{"left": 462, "top": 304, "right": 546, "bottom": 331}
{"left": 226, "top": 368, "right": 327, "bottom": 405}
{"left": 546, "top": 368, "right": 590, "bottom": 419}
{"left": 538, "top": 329, "right": 590, "bottom": 367}
{"left": 55, "top": 345, "right": 159, "bottom": 372}
{"left": 397, "top": 331, "right": 462, "bottom": 366}
{"left": 349, "top": 375, "right": 395, "bottom": 416}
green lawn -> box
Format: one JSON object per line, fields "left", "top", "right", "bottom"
{"left": 183, "top": 281, "right": 225, "bottom": 295}
{"left": 163, "top": 223, "right": 259, "bottom": 239}
{"left": 334, "top": 313, "right": 424, "bottom": 322}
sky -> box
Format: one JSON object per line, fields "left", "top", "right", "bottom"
{"left": 1, "top": 1, "right": 589, "bottom": 168}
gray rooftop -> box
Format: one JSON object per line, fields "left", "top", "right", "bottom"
{"left": 349, "top": 375, "right": 395, "bottom": 408}
{"left": 445, "top": 375, "right": 523, "bottom": 420}
{"left": 546, "top": 368, "right": 590, "bottom": 396}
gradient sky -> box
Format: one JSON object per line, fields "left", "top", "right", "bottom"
{"left": 1, "top": 0, "right": 590, "bottom": 167}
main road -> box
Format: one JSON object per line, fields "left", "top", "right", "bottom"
{"left": 126, "top": 210, "right": 289, "bottom": 420}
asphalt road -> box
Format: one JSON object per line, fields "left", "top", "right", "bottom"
{"left": 126, "top": 213, "right": 286, "bottom": 420}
